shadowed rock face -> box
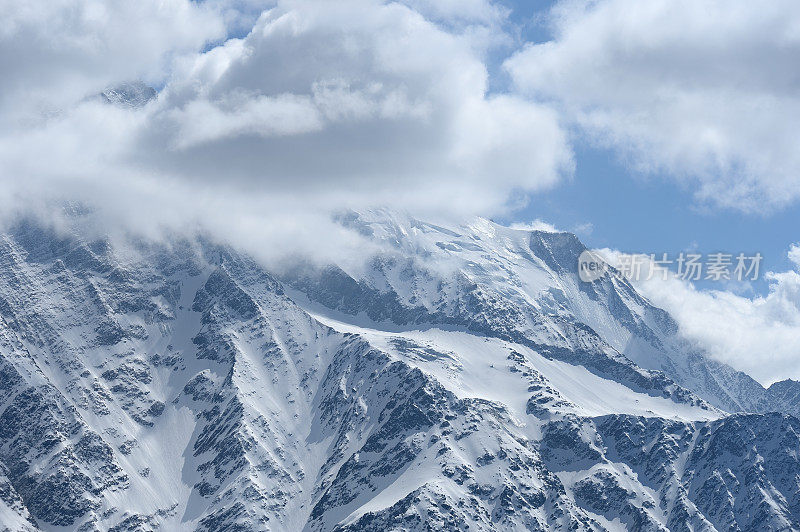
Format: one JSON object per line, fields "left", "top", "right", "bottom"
{"left": 0, "top": 213, "right": 797, "bottom": 530}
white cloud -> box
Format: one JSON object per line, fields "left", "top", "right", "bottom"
{"left": 508, "top": 219, "right": 559, "bottom": 232}
{"left": 599, "top": 247, "right": 800, "bottom": 385}
{"left": 0, "top": 0, "right": 573, "bottom": 250}
{"left": 142, "top": 0, "right": 573, "bottom": 201}
{"left": 168, "top": 94, "right": 325, "bottom": 148}
{"left": 789, "top": 245, "right": 800, "bottom": 268}
{"left": 505, "top": 0, "right": 800, "bottom": 212}
{"left": 0, "top": 0, "right": 225, "bottom": 125}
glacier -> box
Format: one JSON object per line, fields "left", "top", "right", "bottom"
{"left": 0, "top": 211, "right": 797, "bottom": 531}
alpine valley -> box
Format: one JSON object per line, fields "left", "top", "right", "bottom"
{"left": 0, "top": 209, "right": 798, "bottom": 531}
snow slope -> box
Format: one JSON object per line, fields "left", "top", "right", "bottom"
{"left": 0, "top": 214, "right": 797, "bottom": 531}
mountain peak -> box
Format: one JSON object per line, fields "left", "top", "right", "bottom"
{"left": 98, "top": 81, "right": 156, "bottom": 108}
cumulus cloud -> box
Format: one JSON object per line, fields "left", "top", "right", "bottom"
{"left": 599, "top": 247, "right": 800, "bottom": 385}
{"left": 505, "top": 0, "right": 800, "bottom": 212}
{"left": 140, "top": 1, "right": 572, "bottom": 206}
{"left": 0, "top": 0, "right": 573, "bottom": 256}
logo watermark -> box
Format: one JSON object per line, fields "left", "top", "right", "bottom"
{"left": 578, "top": 251, "right": 763, "bottom": 283}
{"left": 578, "top": 249, "right": 609, "bottom": 282}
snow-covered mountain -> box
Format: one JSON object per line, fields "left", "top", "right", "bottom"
{"left": 96, "top": 82, "right": 156, "bottom": 109}
{"left": 0, "top": 211, "right": 798, "bottom": 531}
{"left": 289, "top": 210, "right": 800, "bottom": 418}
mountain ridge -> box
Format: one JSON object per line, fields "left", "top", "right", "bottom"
{"left": 0, "top": 213, "right": 797, "bottom": 530}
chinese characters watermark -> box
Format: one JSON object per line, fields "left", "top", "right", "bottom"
{"left": 578, "top": 250, "right": 762, "bottom": 283}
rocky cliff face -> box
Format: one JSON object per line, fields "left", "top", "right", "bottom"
{"left": 0, "top": 213, "right": 797, "bottom": 531}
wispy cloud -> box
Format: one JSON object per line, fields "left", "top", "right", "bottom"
{"left": 600, "top": 246, "right": 800, "bottom": 385}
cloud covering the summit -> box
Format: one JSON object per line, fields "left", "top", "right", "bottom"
{"left": 0, "top": 0, "right": 573, "bottom": 237}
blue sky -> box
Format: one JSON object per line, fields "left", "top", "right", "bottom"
{"left": 505, "top": 141, "right": 799, "bottom": 295}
